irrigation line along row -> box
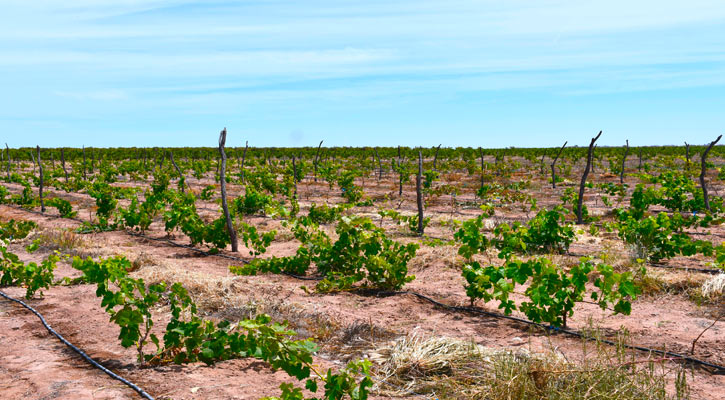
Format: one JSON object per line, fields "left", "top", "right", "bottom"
{"left": 3, "top": 204, "right": 725, "bottom": 375}
{"left": 379, "top": 291, "right": 725, "bottom": 375}
{"left": 125, "top": 228, "right": 725, "bottom": 376}
{"left": 0, "top": 290, "right": 155, "bottom": 400}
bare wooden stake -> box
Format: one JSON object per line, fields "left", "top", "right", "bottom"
{"left": 313, "top": 140, "right": 323, "bottom": 182}
{"left": 30, "top": 150, "right": 36, "bottom": 174}
{"left": 169, "top": 151, "right": 186, "bottom": 193}
{"left": 433, "top": 144, "right": 442, "bottom": 170}
{"left": 551, "top": 141, "right": 567, "bottom": 189}
{"left": 700, "top": 134, "right": 722, "bottom": 211}
{"left": 374, "top": 147, "right": 383, "bottom": 180}
{"left": 5, "top": 143, "right": 10, "bottom": 181}
{"left": 479, "top": 147, "right": 485, "bottom": 191}
{"left": 37, "top": 146, "right": 45, "bottom": 213}
{"left": 620, "top": 139, "right": 629, "bottom": 184}
{"left": 61, "top": 148, "right": 68, "bottom": 182}
{"left": 292, "top": 156, "right": 298, "bottom": 196}
{"left": 241, "top": 140, "right": 249, "bottom": 183}
{"left": 82, "top": 145, "right": 87, "bottom": 180}
{"left": 218, "top": 128, "right": 238, "bottom": 252}
{"left": 577, "top": 131, "right": 602, "bottom": 224}
{"left": 684, "top": 141, "right": 690, "bottom": 164}
{"left": 416, "top": 150, "right": 424, "bottom": 236}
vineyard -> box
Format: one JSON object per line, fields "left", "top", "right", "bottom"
{"left": 1, "top": 132, "right": 724, "bottom": 399}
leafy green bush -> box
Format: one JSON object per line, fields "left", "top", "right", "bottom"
{"left": 46, "top": 197, "right": 77, "bottom": 218}
{"left": 75, "top": 255, "right": 373, "bottom": 399}
{"left": 0, "top": 219, "right": 37, "bottom": 240}
{"left": 463, "top": 257, "right": 639, "bottom": 327}
{"left": 0, "top": 243, "right": 57, "bottom": 299}
{"left": 233, "top": 216, "right": 418, "bottom": 292}
{"left": 234, "top": 187, "right": 274, "bottom": 215}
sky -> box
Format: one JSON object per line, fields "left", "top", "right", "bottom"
{"left": 1, "top": 0, "right": 725, "bottom": 148}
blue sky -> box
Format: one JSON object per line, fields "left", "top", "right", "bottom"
{"left": 1, "top": 1, "right": 725, "bottom": 148}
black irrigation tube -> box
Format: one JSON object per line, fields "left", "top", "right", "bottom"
{"left": 4, "top": 204, "right": 725, "bottom": 374}
{"left": 376, "top": 290, "right": 725, "bottom": 376}
{"left": 0, "top": 290, "right": 155, "bottom": 400}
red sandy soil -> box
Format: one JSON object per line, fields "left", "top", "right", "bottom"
{"left": 1, "top": 160, "right": 723, "bottom": 400}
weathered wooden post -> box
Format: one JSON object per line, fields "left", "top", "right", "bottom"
{"left": 577, "top": 131, "right": 602, "bottom": 224}
{"left": 313, "top": 140, "right": 323, "bottom": 182}
{"left": 240, "top": 140, "right": 248, "bottom": 183}
{"left": 374, "top": 147, "right": 383, "bottom": 181}
{"left": 82, "top": 145, "right": 87, "bottom": 180}
{"left": 620, "top": 140, "right": 629, "bottom": 184}
{"left": 37, "top": 146, "right": 45, "bottom": 213}
{"left": 5, "top": 143, "right": 10, "bottom": 181}
{"left": 61, "top": 148, "right": 68, "bottom": 182}
{"left": 169, "top": 151, "right": 186, "bottom": 193}
{"left": 479, "top": 147, "right": 485, "bottom": 191}
{"left": 684, "top": 142, "right": 690, "bottom": 165}
{"left": 433, "top": 144, "right": 442, "bottom": 170}
{"left": 416, "top": 150, "right": 424, "bottom": 235}
{"left": 551, "top": 141, "right": 567, "bottom": 189}
{"left": 218, "top": 128, "right": 238, "bottom": 252}
{"left": 700, "top": 135, "right": 722, "bottom": 211}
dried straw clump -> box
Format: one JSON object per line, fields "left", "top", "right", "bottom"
{"left": 702, "top": 273, "right": 725, "bottom": 299}
{"left": 368, "top": 332, "right": 684, "bottom": 400}
{"left": 408, "top": 245, "right": 462, "bottom": 271}
{"left": 369, "top": 332, "right": 517, "bottom": 397}
{"left": 134, "top": 263, "right": 246, "bottom": 312}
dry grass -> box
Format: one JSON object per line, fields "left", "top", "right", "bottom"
{"left": 32, "top": 228, "right": 91, "bottom": 258}
{"left": 635, "top": 269, "right": 709, "bottom": 298}
{"left": 368, "top": 331, "right": 689, "bottom": 400}
{"left": 134, "top": 263, "right": 344, "bottom": 342}
{"left": 408, "top": 245, "right": 462, "bottom": 271}
{"left": 701, "top": 273, "right": 725, "bottom": 300}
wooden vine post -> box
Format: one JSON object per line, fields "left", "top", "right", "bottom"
{"left": 397, "top": 150, "right": 404, "bottom": 197}
{"left": 433, "top": 144, "right": 442, "bottom": 170}
{"left": 577, "top": 131, "right": 602, "bottom": 224}
{"left": 313, "top": 140, "right": 323, "bottom": 182}
{"left": 416, "top": 150, "right": 424, "bottom": 235}
{"left": 240, "top": 140, "right": 249, "bottom": 183}
{"left": 218, "top": 128, "right": 238, "bottom": 252}
{"left": 684, "top": 142, "right": 690, "bottom": 165}
{"left": 30, "top": 150, "right": 36, "bottom": 173}
{"left": 61, "top": 148, "right": 68, "bottom": 182}
{"left": 550, "top": 141, "right": 567, "bottom": 189}
{"left": 5, "top": 143, "right": 10, "bottom": 180}
{"left": 479, "top": 147, "right": 485, "bottom": 191}
{"left": 82, "top": 145, "right": 87, "bottom": 180}
{"left": 169, "top": 151, "right": 186, "bottom": 193}
{"left": 700, "top": 134, "right": 722, "bottom": 212}
{"left": 374, "top": 147, "right": 383, "bottom": 181}
{"left": 620, "top": 139, "right": 629, "bottom": 184}
{"left": 37, "top": 146, "right": 45, "bottom": 213}
{"left": 292, "top": 156, "right": 298, "bottom": 196}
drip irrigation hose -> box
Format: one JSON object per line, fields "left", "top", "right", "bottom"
{"left": 3, "top": 204, "right": 724, "bottom": 374}
{"left": 0, "top": 290, "right": 155, "bottom": 399}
